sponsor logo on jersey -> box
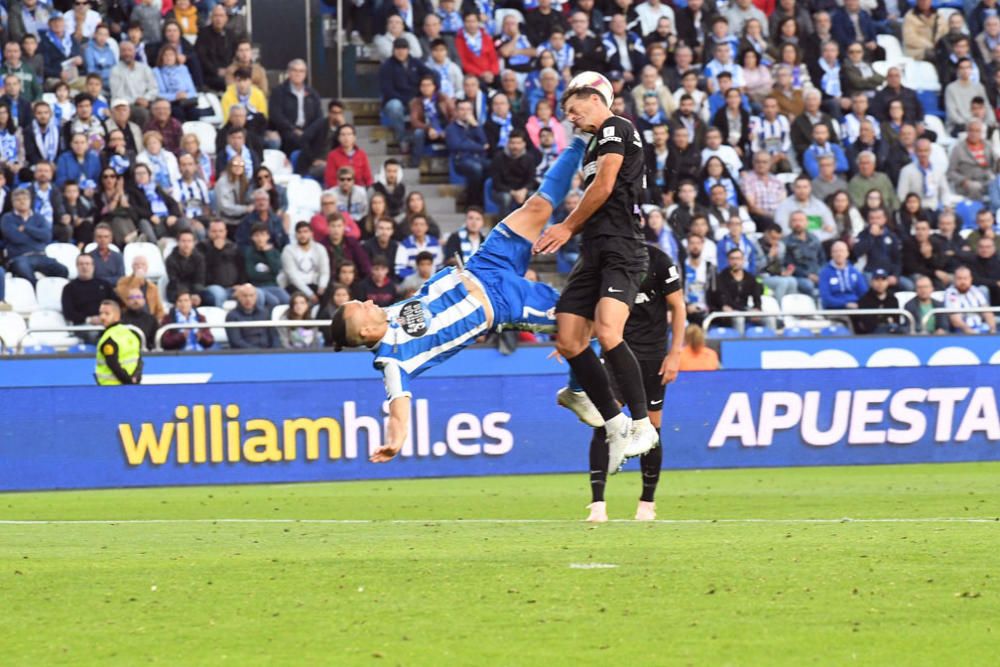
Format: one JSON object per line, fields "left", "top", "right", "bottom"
{"left": 398, "top": 301, "right": 428, "bottom": 337}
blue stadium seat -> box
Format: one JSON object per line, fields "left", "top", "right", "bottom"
{"left": 484, "top": 177, "right": 499, "bottom": 214}
{"left": 931, "top": 0, "right": 963, "bottom": 7}
{"left": 956, "top": 199, "right": 984, "bottom": 229}
{"left": 783, "top": 326, "right": 815, "bottom": 338}
{"left": 22, "top": 344, "right": 56, "bottom": 355}
{"left": 744, "top": 325, "right": 776, "bottom": 338}
{"left": 917, "top": 91, "right": 944, "bottom": 120}
{"left": 707, "top": 326, "right": 741, "bottom": 340}
{"left": 448, "top": 157, "right": 468, "bottom": 187}
{"left": 67, "top": 344, "right": 96, "bottom": 354}
{"left": 820, "top": 324, "right": 851, "bottom": 336}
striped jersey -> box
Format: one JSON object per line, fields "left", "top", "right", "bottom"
{"left": 943, "top": 284, "right": 989, "bottom": 328}
{"left": 373, "top": 267, "right": 490, "bottom": 401}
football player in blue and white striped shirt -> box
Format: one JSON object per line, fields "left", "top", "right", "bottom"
{"left": 329, "top": 135, "right": 587, "bottom": 463}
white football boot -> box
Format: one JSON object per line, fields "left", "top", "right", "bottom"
{"left": 624, "top": 417, "right": 659, "bottom": 459}
{"left": 586, "top": 501, "right": 608, "bottom": 523}
{"left": 605, "top": 413, "right": 632, "bottom": 475}
{"left": 556, "top": 387, "right": 604, "bottom": 428}
{"left": 634, "top": 501, "right": 656, "bottom": 521}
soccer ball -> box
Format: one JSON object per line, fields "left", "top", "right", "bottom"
{"left": 567, "top": 71, "right": 613, "bottom": 109}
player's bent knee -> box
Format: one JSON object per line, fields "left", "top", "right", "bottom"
{"left": 593, "top": 327, "right": 623, "bottom": 350}
{"left": 522, "top": 195, "right": 550, "bottom": 218}
{"left": 555, "top": 335, "right": 588, "bottom": 359}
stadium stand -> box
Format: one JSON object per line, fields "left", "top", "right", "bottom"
{"left": 0, "top": 0, "right": 997, "bottom": 354}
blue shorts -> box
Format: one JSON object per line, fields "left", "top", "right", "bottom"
{"left": 465, "top": 223, "right": 560, "bottom": 328}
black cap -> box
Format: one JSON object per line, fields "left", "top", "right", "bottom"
{"left": 393, "top": 37, "right": 410, "bottom": 50}
{"left": 330, "top": 305, "right": 349, "bottom": 352}
{"left": 873, "top": 268, "right": 889, "bottom": 279}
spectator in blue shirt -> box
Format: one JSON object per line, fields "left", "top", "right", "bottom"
{"left": 819, "top": 240, "right": 868, "bottom": 309}
{"left": 802, "top": 123, "right": 849, "bottom": 179}
{"left": 153, "top": 45, "right": 198, "bottom": 121}
{"left": 0, "top": 188, "right": 68, "bottom": 284}
{"left": 853, "top": 207, "right": 910, "bottom": 289}
{"left": 718, "top": 216, "right": 760, "bottom": 275}
{"left": 784, "top": 211, "right": 824, "bottom": 297}
{"left": 56, "top": 132, "right": 102, "bottom": 188}
{"left": 84, "top": 23, "right": 118, "bottom": 87}
{"left": 445, "top": 98, "right": 488, "bottom": 206}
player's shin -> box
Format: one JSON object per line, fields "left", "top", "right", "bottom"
{"left": 535, "top": 135, "right": 587, "bottom": 209}
{"left": 589, "top": 427, "right": 609, "bottom": 503}
{"left": 639, "top": 438, "right": 662, "bottom": 503}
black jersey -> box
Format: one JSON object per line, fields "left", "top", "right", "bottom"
{"left": 624, "top": 245, "right": 682, "bottom": 359}
{"left": 582, "top": 115, "right": 646, "bottom": 242}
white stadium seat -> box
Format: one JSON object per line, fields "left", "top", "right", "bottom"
{"left": 493, "top": 8, "right": 525, "bottom": 35}
{"left": 271, "top": 304, "right": 289, "bottom": 320}
{"left": 263, "top": 149, "right": 294, "bottom": 185}
{"left": 197, "top": 92, "right": 224, "bottom": 126}
{"left": 83, "top": 242, "right": 121, "bottom": 254}
{"left": 876, "top": 34, "right": 907, "bottom": 67}
{"left": 182, "top": 121, "right": 218, "bottom": 156}
{"left": 923, "top": 115, "right": 953, "bottom": 149}
{"left": 198, "top": 306, "right": 228, "bottom": 347}
{"left": 894, "top": 290, "right": 916, "bottom": 309}
{"left": 903, "top": 60, "right": 940, "bottom": 92}
{"left": 123, "top": 242, "right": 167, "bottom": 280}
{"left": 5, "top": 275, "right": 38, "bottom": 313}
{"left": 286, "top": 176, "right": 323, "bottom": 221}
{"left": 45, "top": 243, "right": 81, "bottom": 279}
{"left": 26, "top": 310, "right": 79, "bottom": 348}
{"left": 0, "top": 311, "right": 27, "bottom": 351}
{"left": 36, "top": 277, "right": 69, "bottom": 312}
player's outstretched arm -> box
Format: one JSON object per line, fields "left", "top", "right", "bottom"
{"left": 370, "top": 396, "right": 411, "bottom": 463}
{"left": 533, "top": 152, "right": 623, "bottom": 254}
{"left": 660, "top": 290, "right": 687, "bottom": 385}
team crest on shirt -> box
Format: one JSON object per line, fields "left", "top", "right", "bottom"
{"left": 397, "top": 301, "right": 428, "bottom": 336}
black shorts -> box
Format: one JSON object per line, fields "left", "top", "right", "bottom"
{"left": 556, "top": 235, "right": 648, "bottom": 318}
{"left": 606, "top": 356, "right": 667, "bottom": 413}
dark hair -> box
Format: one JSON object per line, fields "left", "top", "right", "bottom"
{"left": 294, "top": 221, "right": 310, "bottom": 231}
{"left": 430, "top": 38, "right": 447, "bottom": 50}
{"left": 508, "top": 128, "right": 528, "bottom": 143}
{"left": 415, "top": 251, "right": 435, "bottom": 264}
{"left": 764, "top": 222, "right": 783, "bottom": 235}
{"left": 177, "top": 229, "right": 196, "bottom": 240}
{"left": 234, "top": 67, "right": 252, "bottom": 80}
{"left": 371, "top": 255, "right": 390, "bottom": 269}
{"left": 328, "top": 99, "right": 343, "bottom": 111}
{"left": 329, "top": 305, "right": 349, "bottom": 352}
{"left": 466, "top": 205, "right": 484, "bottom": 216}
{"left": 250, "top": 222, "right": 270, "bottom": 235}
{"left": 559, "top": 86, "right": 603, "bottom": 108}
{"left": 74, "top": 93, "right": 94, "bottom": 107}
{"left": 726, "top": 247, "right": 743, "bottom": 257}
{"left": 462, "top": 10, "right": 479, "bottom": 19}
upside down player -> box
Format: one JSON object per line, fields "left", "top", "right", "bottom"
{"left": 328, "top": 136, "right": 587, "bottom": 463}
{"left": 534, "top": 83, "right": 657, "bottom": 474}
{"left": 557, "top": 244, "right": 686, "bottom": 522}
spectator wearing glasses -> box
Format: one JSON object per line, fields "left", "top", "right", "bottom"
{"left": 334, "top": 167, "right": 369, "bottom": 221}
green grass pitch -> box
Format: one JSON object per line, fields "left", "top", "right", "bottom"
{"left": 2, "top": 463, "right": 998, "bottom": 665}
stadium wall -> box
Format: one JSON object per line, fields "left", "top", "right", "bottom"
{"left": 2, "top": 360, "right": 999, "bottom": 491}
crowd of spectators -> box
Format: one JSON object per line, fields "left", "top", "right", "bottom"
{"left": 365, "top": 0, "right": 1000, "bottom": 336}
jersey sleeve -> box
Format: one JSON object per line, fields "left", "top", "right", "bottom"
{"left": 378, "top": 360, "right": 413, "bottom": 402}
{"left": 595, "top": 117, "right": 631, "bottom": 157}
{"left": 653, "top": 251, "right": 683, "bottom": 297}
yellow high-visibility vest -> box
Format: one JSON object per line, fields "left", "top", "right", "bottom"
{"left": 95, "top": 324, "right": 141, "bottom": 386}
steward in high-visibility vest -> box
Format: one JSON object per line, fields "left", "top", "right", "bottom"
{"left": 95, "top": 300, "right": 143, "bottom": 385}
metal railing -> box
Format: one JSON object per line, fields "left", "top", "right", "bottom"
{"left": 153, "top": 319, "right": 331, "bottom": 351}
{"left": 14, "top": 325, "right": 148, "bottom": 354}
{"left": 921, "top": 306, "right": 1000, "bottom": 332}
{"left": 703, "top": 308, "right": 917, "bottom": 334}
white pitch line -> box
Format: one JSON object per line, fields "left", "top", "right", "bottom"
{"left": 0, "top": 517, "right": 997, "bottom": 526}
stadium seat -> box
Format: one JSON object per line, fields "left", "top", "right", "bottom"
{"left": 876, "top": 34, "right": 906, "bottom": 67}
{"left": 45, "top": 243, "right": 81, "bottom": 279}
{"left": 286, "top": 176, "right": 323, "bottom": 221}
{"left": 182, "top": 121, "right": 218, "bottom": 156}
{"left": 22, "top": 344, "right": 55, "bottom": 355}
{"left": 123, "top": 242, "right": 167, "bottom": 280}
{"left": 160, "top": 236, "right": 178, "bottom": 259}
{"left": 782, "top": 326, "right": 815, "bottom": 337}
{"left": 5, "top": 275, "right": 39, "bottom": 314}
{"left": 493, "top": 8, "right": 525, "bottom": 34}
{"left": 483, "top": 177, "right": 499, "bottom": 214}
{"left": 198, "top": 306, "right": 228, "bottom": 347}
{"left": 956, "top": 199, "right": 984, "bottom": 229}
{"left": 36, "top": 277, "right": 68, "bottom": 312}
{"left": 447, "top": 157, "right": 468, "bottom": 187}
{"left": 744, "top": 325, "right": 775, "bottom": 338}
{"left": 0, "top": 311, "right": 27, "bottom": 351}
{"left": 271, "top": 304, "right": 289, "bottom": 320}
{"left": 197, "top": 92, "right": 224, "bottom": 126}
{"left": 923, "top": 115, "right": 952, "bottom": 149}
{"left": 894, "top": 290, "right": 916, "bottom": 309}
{"left": 760, "top": 293, "right": 780, "bottom": 330}
{"left": 871, "top": 60, "right": 890, "bottom": 78}
{"left": 780, "top": 294, "right": 825, "bottom": 329}
{"left": 83, "top": 242, "right": 120, "bottom": 254}
{"left": 903, "top": 61, "right": 940, "bottom": 92}
{"left": 706, "top": 326, "right": 741, "bottom": 339}
{"left": 27, "top": 310, "right": 79, "bottom": 348}
{"left": 263, "top": 149, "right": 294, "bottom": 185}
{"left": 917, "top": 91, "right": 945, "bottom": 120}
{"left": 66, "top": 343, "right": 96, "bottom": 354}
{"left": 819, "top": 324, "right": 851, "bottom": 336}
{"left": 931, "top": 290, "right": 945, "bottom": 302}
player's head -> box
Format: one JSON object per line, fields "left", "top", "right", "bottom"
{"left": 330, "top": 300, "right": 389, "bottom": 351}
{"left": 560, "top": 87, "right": 613, "bottom": 132}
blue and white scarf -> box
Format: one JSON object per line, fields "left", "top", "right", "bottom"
{"left": 490, "top": 113, "right": 513, "bottom": 148}
{"left": 0, "top": 131, "right": 19, "bottom": 164}
{"left": 506, "top": 34, "right": 533, "bottom": 67}
{"left": 32, "top": 183, "right": 53, "bottom": 224}
{"left": 32, "top": 120, "right": 59, "bottom": 162}
{"left": 225, "top": 145, "right": 254, "bottom": 174}
{"left": 453, "top": 227, "right": 482, "bottom": 264}
{"left": 45, "top": 29, "right": 73, "bottom": 58}
{"left": 475, "top": 0, "right": 495, "bottom": 33}
{"left": 146, "top": 151, "right": 173, "bottom": 191}
{"left": 437, "top": 9, "right": 463, "bottom": 33}
{"left": 423, "top": 95, "right": 443, "bottom": 132}
{"left": 178, "top": 178, "right": 210, "bottom": 218}
{"left": 429, "top": 62, "right": 454, "bottom": 96}
{"left": 463, "top": 29, "right": 483, "bottom": 56}
{"left": 819, "top": 59, "right": 842, "bottom": 98}
{"left": 174, "top": 308, "right": 202, "bottom": 351}
{"left": 142, "top": 182, "right": 169, "bottom": 217}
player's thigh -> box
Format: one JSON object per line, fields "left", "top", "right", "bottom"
{"left": 595, "top": 237, "right": 648, "bottom": 317}
{"left": 555, "top": 247, "right": 603, "bottom": 320}
{"left": 500, "top": 194, "right": 552, "bottom": 243}
{"left": 593, "top": 297, "right": 632, "bottom": 346}
{"left": 466, "top": 222, "right": 533, "bottom": 277}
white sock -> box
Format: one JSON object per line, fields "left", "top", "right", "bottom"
{"left": 632, "top": 416, "right": 651, "bottom": 429}
{"left": 605, "top": 412, "right": 628, "bottom": 431}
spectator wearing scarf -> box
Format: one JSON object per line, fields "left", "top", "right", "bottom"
{"left": 27, "top": 105, "right": 60, "bottom": 165}
{"left": 160, "top": 294, "right": 215, "bottom": 351}
{"left": 455, "top": 12, "right": 499, "bottom": 81}
{"left": 408, "top": 76, "right": 455, "bottom": 165}
{"left": 484, "top": 93, "right": 520, "bottom": 155}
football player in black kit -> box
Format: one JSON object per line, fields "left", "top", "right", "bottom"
{"left": 566, "top": 245, "right": 686, "bottom": 522}
{"left": 533, "top": 83, "right": 656, "bottom": 474}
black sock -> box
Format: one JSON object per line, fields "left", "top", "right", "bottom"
{"left": 639, "top": 438, "right": 662, "bottom": 502}
{"left": 604, "top": 342, "right": 648, "bottom": 421}
{"left": 566, "top": 347, "right": 620, "bottom": 422}
{"left": 589, "top": 427, "right": 608, "bottom": 503}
